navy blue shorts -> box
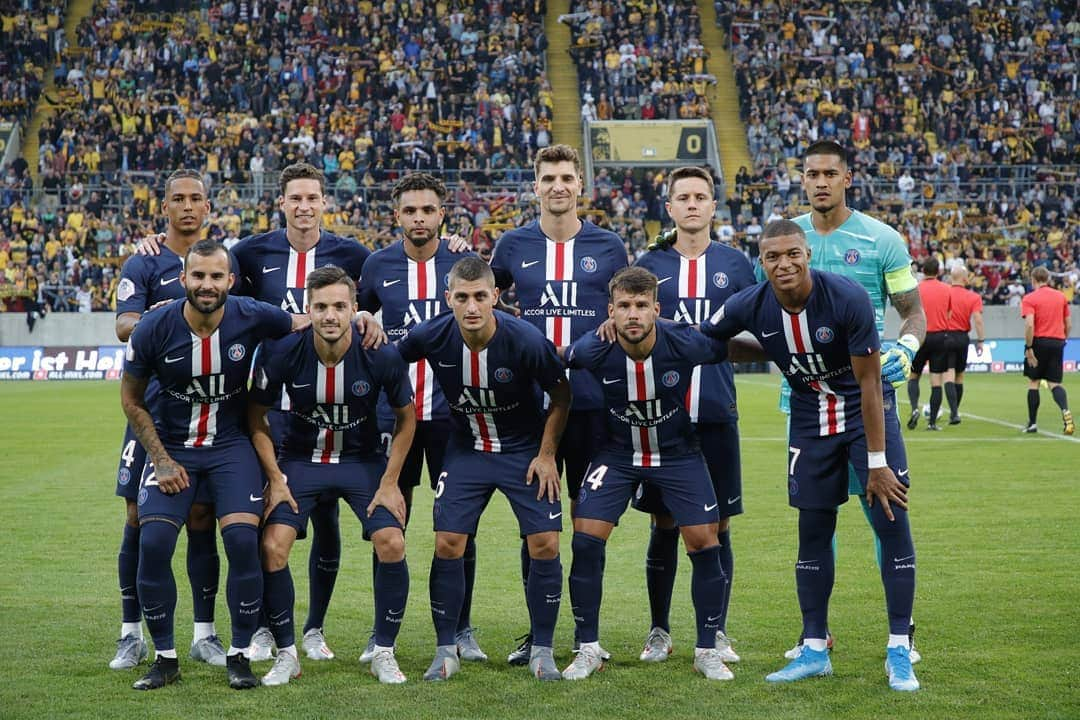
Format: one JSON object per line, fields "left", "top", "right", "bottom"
{"left": 267, "top": 457, "right": 400, "bottom": 538}
{"left": 115, "top": 424, "right": 148, "bottom": 500}
{"left": 559, "top": 410, "right": 607, "bottom": 499}
{"left": 577, "top": 452, "right": 719, "bottom": 528}
{"left": 137, "top": 438, "right": 264, "bottom": 525}
{"left": 633, "top": 422, "right": 742, "bottom": 519}
{"left": 433, "top": 446, "right": 563, "bottom": 537}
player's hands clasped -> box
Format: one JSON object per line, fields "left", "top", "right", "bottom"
{"left": 368, "top": 481, "right": 407, "bottom": 526}
{"left": 263, "top": 473, "right": 298, "bottom": 521}
{"left": 865, "top": 467, "right": 908, "bottom": 521}
{"left": 525, "top": 453, "right": 561, "bottom": 503}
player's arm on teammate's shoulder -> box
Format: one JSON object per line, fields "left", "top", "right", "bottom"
{"left": 528, "top": 375, "right": 570, "bottom": 503}
{"left": 353, "top": 309, "right": 387, "bottom": 348}
{"left": 134, "top": 232, "right": 166, "bottom": 255}
{"left": 368, "top": 401, "right": 416, "bottom": 526}
{"left": 725, "top": 331, "right": 768, "bottom": 363}
{"left": 852, "top": 352, "right": 906, "bottom": 521}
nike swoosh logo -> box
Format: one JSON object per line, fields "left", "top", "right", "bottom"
{"left": 383, "top": 279, "right": 401, "bottom": 287}
{"left": 727, "top": 496, "right": 740, "bottom": 505}
{"left": 657, "top": 276, "right": 673, "bottom": 284}
{"left": 240, "top": 599, "right": 258, "bottom": 607}
{"left": 898, "top": 468, "right": 909, "bottom": 477}
{"left": 893, "top": 555, "right": 915, "bottom": 563}
{"left": 762, "top": 330, "right": 780, "bottom": 338}
{"left": 160, "top": 277, "right": 178, "bottom": 286}
{"left": 521, "top": 260, "right": 540, "bottom": 268}
{"left": 201, "top": 586, "right": 215, "bottom": 593}
{"left": 549, "top": 511, "right": 562, "bottom": 520}
{"left": 387, "top": 608, "right": 404, "bottom": 616}
{"left": 291, "top": 382, "right": 311, "bottom": 388}
{"left": 262, "top": 266, "right": 280, "bottom": 273}
{"left": 249, "top": 494, "right": 262, "bottom": 502}
{"left": 438, "top": 361, "right": 457, "bottom": 368}
{"left": 706, "top": 614, "right": 721, "bottom": 622}
{"left": 602, "top": 377, "right": 620, "bottom": 384}
{"left": 545, "top": 593, "right": 561, "bottom": 599}
{"left": 796, "top": 559, "right": 817, "bottom": 564}
{"left": 704, "top": 503, "right": 718, "bottom": 512}
{"left": 164, "top": 355, "right": 185, "bottom": 364}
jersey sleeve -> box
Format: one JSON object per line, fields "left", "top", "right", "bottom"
{"left": 521, "top": 325, "right": 569, "bottom": 392}
{"left": 394, "top": 320, "right": 427, "bottom": 364}
{"left": 729, "top": 251, "right": 757, "bottom": 291}
{"left": 1020, "top": 293, "right": 1035, "bottom": 318}
{"left": 123, "top": 315, "right": 157, "bottom": 378}
{"left": 250, "top": 340, "right": 285, "bottom": 407}
{"left": 489, "top": 234, "right": 515, "bottom": 290}
{"left": 673, "top": 324, "right": 728, "bottom": 365}
{"left": 376, "top": 345, "right": 414, "bottom": 409}
{"left": 253, "top": 299, "right": 295, "bottom": 339}
{"left": 878, "top": 227, "right": 917, "bottom": 295}
{"left": 345, "top": 242, "right": 371, "bottom": 303}
{"left": 229, "top": 239, "right": 257, "bottom": 296}
{"left": 115, "top": 256, "right": 151, "bottom": 315}
{"left": 699, "top": 289, "right": 750, "bottom": 340}
{"left": 843, "top": 281, "right": 880, "bottom": 356}
{"left": 564, "top": 331, "right": 607, "bottom": 371}
{"left": 357, "top": 254, "right": 382, "bottom": 313}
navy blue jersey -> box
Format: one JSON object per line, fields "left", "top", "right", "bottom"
{"left": 395, "top": 310, "right": 566, "bottom": 454}
{"left": 358, "top": 240, "right": 476, "bottom": 422}
{"left": 635, "top": 242, "right": 755, "bottom": 423}
{"left": 566, "top": 323, "right": 727, "bottom": 466}
{"left": 490, "top": 219, "right": 627, "bottom": 411}
{"left": 125, "top": 296, "right": 294, "bottom": 447}
{"left": 251, "top": 328, "right": 413, "bottom": 463}
{"left": 115, "top": 246, "right": 188, "bottom": 316}
{"left": 231, "top": 229, "right": 370, "bottom": 313}
{"left": 700, "top": 269, "right": 880, "bottom": 438}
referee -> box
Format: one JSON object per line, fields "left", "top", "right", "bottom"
{"left": 1021, "top": 266, "right": 1073, "bottom": 435}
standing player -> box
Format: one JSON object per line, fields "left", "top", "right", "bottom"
{"left": 700, "top": 221, "right": 919, "bottom": 692}
{"left": 562, "top": 267, "right": 734, "bottom": 682}
{"left": 250, "top": 266, "right": 416, "bottom": 686}
{"left": 910, "top": 257, "right": 952, "bottom": 431}
{"left": 1021, "top": 266, "right": 1073, "bottom": 435}
{"left": 941, "top": 265, "right": 985, "bottom": 424}
{"left": 785, "top": 140, "right": 926, "bottom": 661}
{"left": 110, "top": 169, "right": 223, "bottom": 670}
{"left": 121, "top": 241, "right": 308, "bottom": 690}
{"left": 632, "top": 166, "right": 755, "bottom": 664}
{"left": 357, "top": 173, "right": 486, "bottom": 663}
{"left": 396, "top": 257, "right": 571, "bottom": 682}
{"left": 490, "top": 144, "right": 627, "bottom": 663}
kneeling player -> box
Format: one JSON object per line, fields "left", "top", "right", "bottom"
{"left": 396, "top": 257, "right": 571, "bottom": 682}
{"left": 250, "top": 265, "right": 416, "bottom": 685}
{"left": 699, "top": 220, "right": 919, "bottom": 692}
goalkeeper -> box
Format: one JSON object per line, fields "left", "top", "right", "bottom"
{"left": 774, "top": 141, "right": 927, "bottom": 662}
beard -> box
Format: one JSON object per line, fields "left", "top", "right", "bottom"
{"left": 186, "top": 287, "right": 227, "bottom": 314}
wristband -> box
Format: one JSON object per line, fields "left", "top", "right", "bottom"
{"left": 867, "top": 451, "right": 887, "bottom": 469}
{"left": 1025, "top": 345, "right": 1032, "bottom": 350}
{"left": 898, "top": 333, "right": 920, "bottom": 352}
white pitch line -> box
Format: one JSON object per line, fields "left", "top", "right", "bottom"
{"left": 737, "top": 435, "right": 1062, "bottom": 444}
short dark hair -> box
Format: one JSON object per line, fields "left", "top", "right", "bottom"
{"left": 803, "top": 140, "right": 849, "bottom": 167}
{"left": 184, "top": 239, "right": 230, "bottom": 267}
{"left": 164, "top": 168, "right": 207, "bottom": 197}
{"left": 608, "top": 266, "right": 658, "bottom": 300}
{"left": 534, "top": 144, "right": 581, "bottom": 177}
{"left": 761, "top": 218, "right": 806, "bottom": 242}
{"left": 391, "top": 172, "right": 447, "bottom": 204}
{"left": 667, "top": 166, "right": 715, "bottom": 198}
{"left": 448, "top": 256, "right": 496, "bottom": 288}
{"left": 279, "top": 162, "right": 325, "bottom": 196}
{"left": 922, "top": 256, "right": 940, "bottom": 276}
{"left": 1031, "top": 266, "right": 1050, "bottom": 284}
{"left": 306, "top": 264, "right": 356, "bottom": 298}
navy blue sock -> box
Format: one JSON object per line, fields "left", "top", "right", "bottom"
{"left": 525, "top": 555, "right": 562, "bottom": 648}
{"left": 137, "top": 521, "right": 180, "bottom": 651}
{"left": 796, "top": 508, "right": 837, "bottom": 640}
{"left": 644, "top": 525, "right": 679, "bottom": 631}
{"left": 716, "top": 529, "right": 734, "bottom": 632}
{"left": 688, "top": 545, "right": 726, "bottom": 648}
{"left": 429, "top": 555, "right": 465, "bottom": 646}
{"left": 1028, "top": 388, "right": 1040, "bottom": 425}
{"left": 304, "top": 499, "right": 340, "bottom": 633}
{"left": 929, "top": 385, "right": 943, "bottom": 423}
{"left": 374, "top": 559, "right": 409, "bottom": 647}
{"left": 457, "top": 536, "right": 477, "bottom": 633}
{"left": 520, "top": 539, "right": 531, "bottom": 591}
{"left": 1051, "top": 385, "right": 1069, "bottom": 412}
{"left": 907, "top": 378, "right": 920, "bottom": 409}
{"left": 186, "top": 527, "right": 219, "bottom": 623}
{"left": 568, "top": 532, "right": 606, "bottom": 644}
{"left": 119, "top": 523, "right": 141, "bottom": 624}
{"left": 870, "top": 503, "right": 916, "bottom": 635}
{"left": 221, "top": 523, "right": 262, "bottom": 650}
{"left": 263, "top": 565, "right": 295, "bottom": 649}
{"left": 955, "top": 383, "right": 964, "bottom": 407}
{"left": 944, "top": 381, "right": 959, "bottom": 418}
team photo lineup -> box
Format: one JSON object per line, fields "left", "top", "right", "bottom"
{"left": 1, "top": 0, "right": 1077, "bottom": 715}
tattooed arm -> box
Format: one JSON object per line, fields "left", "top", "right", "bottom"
{"left": 889, "top": 287, "right": 926, "bottom": 344}
{"left": 121, "top": 373, "right": 189, "bottom": 493}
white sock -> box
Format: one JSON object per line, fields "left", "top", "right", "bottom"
{"left": 277, "top": 644, "right": 297, "bottom": 658}
{"left": 156, "top": 649, "right": 178, "bottom": 659}
{"left": 887, "top": 634, "right": 910, "bottom": 649}
{"left": 578, "top": 640, "right": 601, "bottom": 653}
{"left": 804, "top": 638, "right": 829, "bottom": 652}
{"left": 121, "top": 622, "right": 143, "bottom": 639}
{"left": 193, "top": 622, "right": 216, "bottom": 643}
{"left": 228, "top": 645, "right": 246, "bottom": 656}
{"left": 373, "top": 644, "right": 394, "bottom": 654}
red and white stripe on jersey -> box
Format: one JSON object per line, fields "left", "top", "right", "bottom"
{"left": 684, "top": 365, "right": 702, "bottom": 423}
{"left": 409, "top": 257, "right": 438, "bottom": 420}
{"left": 462, "top": 346, "right": 501, "bottom": 453}
{"left": 678, "top": 255, "right": 707, "bottom": 298}
{"left": 783, "top": 311, "right": 846, "bottom": 436}
{"left": 287, "top": 247, "right": 316, "bottom": 308}
{"left": 186, "top": 331, "right": 222, "bottom": 448}
{"left": 544, "top": 238, "right": 575, "bottom": 347}
{"left": 627, "top": 357, "right": 660, "bottom": 467}
{"left": 312, "top": 361, "right": 346, "bottom": 463}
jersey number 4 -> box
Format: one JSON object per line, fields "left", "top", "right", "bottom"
{"left": 584, "top": 464, "right": 608, "bottom": 491}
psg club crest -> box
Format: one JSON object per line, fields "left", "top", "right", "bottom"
{"left": 844, "top": 248, "right": 861, "bottom": 265}
{"left": 118, "top": 468, "right": 131, "bottom": 486}
{"left": 661, "top": 370, "right": 680, "bottom": 387}
{"left": 494, "top": 367, "right": 514, "bottom": 382}
{"left": 713, "top": 272, "right": 729, "bottom": 288}
{"left": 138, "top": 488, "right": 148, "bottom": 505}
{"left": 815, "top": 327, "right": 835, "bottom": 344}
{"left": 580, "top": 256, "right": 598, "bottom": 273}
{"left": 352, "top": 380, "right": 371, "bottom": 396}
{"left": 788, "top": 479, "right": 799, "bottom": 496}
{"left": 228, "top": 343, "right": 246, "bottom": 361}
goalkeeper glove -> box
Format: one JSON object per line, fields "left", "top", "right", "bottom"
{"left": 880, "top": 334, "right": 919, "bottom": 388}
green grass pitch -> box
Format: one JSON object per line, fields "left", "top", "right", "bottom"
{"left": 0, "top": 374, "right": 1076, "bottom": 719}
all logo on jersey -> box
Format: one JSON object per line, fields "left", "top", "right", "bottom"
{"left": 712, "top": 272, "right": 729, "bottom": 288}
{"left": 844, "top": 249, "right": 861, "bottom": 265}
{"left": 580, "top": 256, "right": 598, "bottom": 273}
{"left": 539, "top": 282, "right": 578, "bottom": 307}
{"left": 815, "top": 327, "right": 835, "bottom": 344}
{"left": 228, "top": 344, "right": 246, "bottom": 362}
{"left": 661, "top": 370, "right": 680, "bottom": 387}
{"left": 494, "top": 367, "right": 514, "bottom": 383}
{"left": 352, "top": 380, "right": 371, "bottom": 397}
